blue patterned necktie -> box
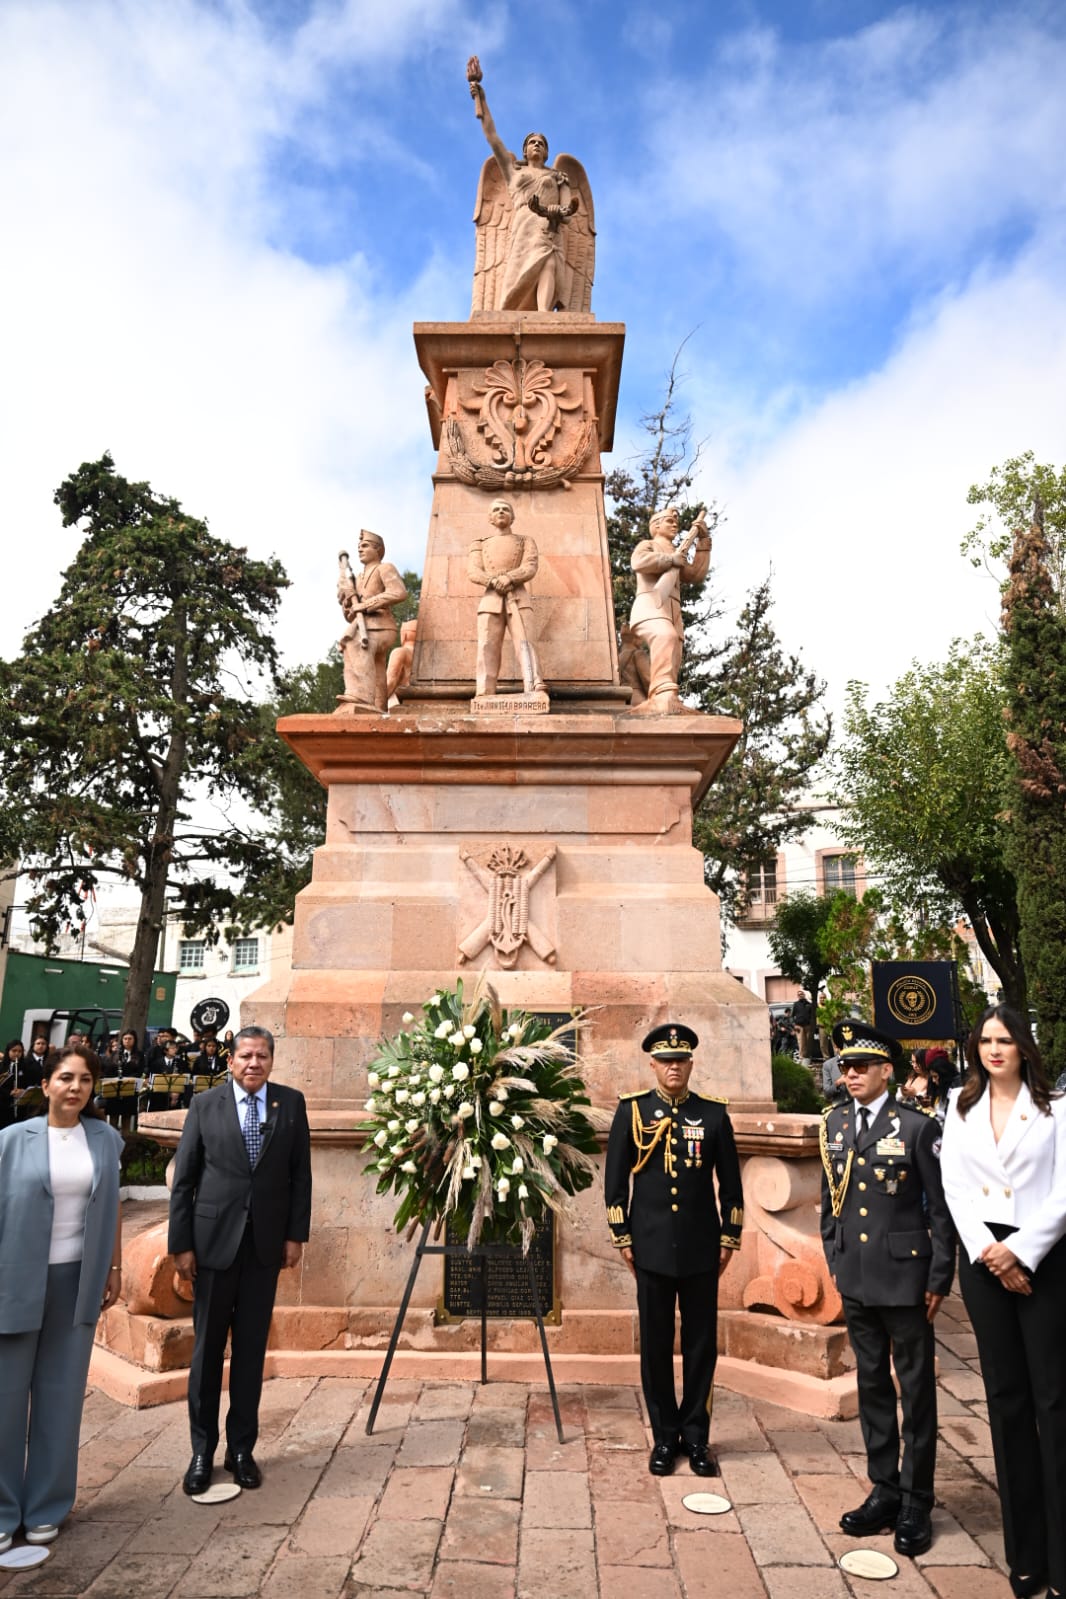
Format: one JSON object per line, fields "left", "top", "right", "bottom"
{"left": 242, "top": 1093, "right": 263, "bottom": 1165}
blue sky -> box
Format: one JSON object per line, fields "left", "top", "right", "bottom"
{"left": 3, "top": 0, "right": 1065, "bottom": 713}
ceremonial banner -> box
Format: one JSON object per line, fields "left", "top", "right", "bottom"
{"left": 871, "top": 960, "right": 961, "bottom": 1043}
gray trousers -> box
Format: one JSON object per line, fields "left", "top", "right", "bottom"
{"left": 0, "top": 1262, "right": 95, "bottom": 1534}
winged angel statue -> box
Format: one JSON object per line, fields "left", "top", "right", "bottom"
{"left": 467, "top": 56, "right": 595, "bottom": 315}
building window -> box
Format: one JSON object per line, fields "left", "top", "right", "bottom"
{"left": 179, "top": 940, "right": 206, "bottom": 971}
{"left": 747, "top": 858, "right": 778, "bottom": 910}
{"left": 232, "top": 937, "right": 259, "bottom": 972}
{"left": 823, "top": 853, "right": 857, "bottom": 896}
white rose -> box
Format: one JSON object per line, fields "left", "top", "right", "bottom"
{"left": 366, "top": 1071, "right": 380, "bottom": 1088}
{"left": 497, "top": 1177, "right": 510, "bottom": 1196}
{"left": 411, "top": 1092, "right": 426, "bottom": 1108}
{"left": 456, "top": 1102, "right": 474, "bottom": 1120}
{"left": 443, "top": 1084, "right": 456, "bottom": 1098}
{"left": 471, "top": 1154, "right": 482, "bottom": 1168}
{"left": 388, "top": 1066, "right": 401, "bottom": 1078}
{"left": 489, "top": 1101, "right": 504, "bottom": 1116}
{"left": 373, "top": 1130, "right": 388, "bottom": 1147}
{"left": 405, "top": 1118, "right": 420, "bottom": 1133}
{"left": 469, "top": 1037, "right": 483, "bottom": 1055}
{"left": 508, "top": 1023, "right": 523, "bottom": 1040}
{"left": 394, "top": 1089, "right": 409, "bottom": 1104}
{"left": 543, "top": 1134, "right": 558, "bottom": 1154}
{"left": 428, "top": 1064, "right": 445, "bottom": 1083}
{"left": 511, "top": 1157, "right": 524, "bottom": 1174}
{"left": 429, "top": 1088, "right": 442, "bottom": 1104}
{"left": 461, "top": 1165, "right": 476, "bottom": 1181}
{"left": 452, "top": 1063, "right": 470, "bottom": 1081}
{"left": 402, "top": 1012, "right": 415, "bottom": 1025}
{"left": 518, "top": 1183, "right": 529, "bottom": 1199}
{"left": 449, "top": 1031, "right": 465, "bottom": 1048}
{"left": 401, "top": 1159, "right": 418, "bottom": 1173}
{"left": 491, "top": 1132, "right": 510, "bottom": 1151}
{"left": 434, "top": 1021, "right": 452, "bottom": 1040}
{"left": 496, "top": 1087, "right": 509, "bottom": 1101}
{"left": 387, "top": 1119, "right": 400, "bottom": 1133}
{"left": 409, "top": 1074, "right": 422, "bottom": 1087}
{"left": 365, "top": 1097, "right": 376, "bottom": 1114}
{"left": 463, "top": 1025, "right": 476, "bottom": 1039}
{"left": 510, "top": 1114, "right": 524, "bottom": 1130}
{"left": 377, "top": 1080, "right": 393, "bottom": 1096}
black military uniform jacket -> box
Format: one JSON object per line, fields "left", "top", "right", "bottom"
{"left": 605, "top": 1087, "right": 744, "bottom": 1277}
{"left": 819, "top": 1095, "right": 955, "bottom": 1306}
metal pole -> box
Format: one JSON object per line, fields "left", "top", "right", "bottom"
{"left": 366, "top": 1219, "right": 432, "bottom": 1435}
{"left": 526, "top": 1255, "right": 564, "bottom": 1443}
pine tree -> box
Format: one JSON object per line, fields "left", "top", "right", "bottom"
{"left": 0, "top": 454, "right": 288, "bottom": 1042}
{"left": 1002, "top": 499, "right": 1066, "bottom": 1072}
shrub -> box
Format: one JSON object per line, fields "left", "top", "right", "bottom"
{"left": 771, "top": 1052, "right": 824, "bottom": 1113}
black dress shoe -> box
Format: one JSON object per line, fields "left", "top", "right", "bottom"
{"left": 1010, "top": 1573, "right": 1049, "bottom": 1598}
{"left": 688, "top": 1444, "right": 720, "bottom": 1477}
{"left": 648, "top": 1442, "right": 676, "bottom": 1476}
{"left": 893, "top": 1505, "right": 932, "bottom": 1558}
{"left": 182, "top": 1454, "right": 213, "bottom": 1496}
{"left": 224, "top": 1450, "right": 262, "bottom": 1489}
{"left": 840, "top": 1487, "right": 901, "bottom": 1536}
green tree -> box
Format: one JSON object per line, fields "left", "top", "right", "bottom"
{"left": 0, "top": 453, "right": 288, "bottom": 1042}
{"left": 1002, "top": 499, "right": 1066, "bottom": 1073}
{"left": 835, "top": 642, "right": 1025, "bottom": 1012}
{"left": 963, "top": 451, "right": 1066, "bottom": 604}
{"left": 692, "top": 579, "right": 831, "bottom": 922}
{"left": 226, "top": 651, "right": 344, "bottom": 934}
{"left": 767, "top": 892, "right": 845, "bottom": 1021}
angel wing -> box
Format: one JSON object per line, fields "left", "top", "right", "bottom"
{"left": 472, "top": 156, "right": 513, "bottom": 315}
{"left": 554, "top": 154, "right": 595, "bottom": 313}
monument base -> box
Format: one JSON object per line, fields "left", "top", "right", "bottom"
{"left": 92, "top": 1305, "right": 857, "bottom": 1417}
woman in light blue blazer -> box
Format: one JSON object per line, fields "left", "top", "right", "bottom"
{"left": 0, "top": 1044, "right": 123, "bottom": 1552}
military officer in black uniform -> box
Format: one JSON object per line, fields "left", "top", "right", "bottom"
{"left": 820, "top": 1020, "right": 955, "bottom": 1558}
{"left": 605, "top": 1023, "right": 744, "bottom": 1477}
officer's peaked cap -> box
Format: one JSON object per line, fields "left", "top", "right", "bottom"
{"left": 642, "top": 1022, "right": 699, "bottom": 1059}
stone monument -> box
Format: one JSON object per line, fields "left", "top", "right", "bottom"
{"left": 112, "top": 62, "right": 850, "bottom": 1419}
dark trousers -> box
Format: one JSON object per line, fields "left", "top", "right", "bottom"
{"left": 188, "top": 1228, "right": 279, "bottom": 1458}
{"left": 635, "top": 1267, "right": 718, "bottom": 1447}
{"left": 959, "top": 1233, "right": 1066, "bottom": 1589}
{"left": 842, "top": 1296, "right": 937, "bottom": 1507}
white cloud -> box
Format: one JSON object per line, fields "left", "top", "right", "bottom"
{"left": 0, "top": 0, "right": 496, "bottom": 664}
{"left": 642, "top": 10, "right": 1066, "bottom": 301}
{"left": 700, "top": 237, "right": 1066, "bottom": 716}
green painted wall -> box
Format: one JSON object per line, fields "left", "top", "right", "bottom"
{"left": 0, "top": 950, "right": 176, "bottom": 1046}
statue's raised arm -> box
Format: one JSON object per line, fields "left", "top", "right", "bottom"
{"left": 467, "top": 55, "right": 595, "bottom": 316}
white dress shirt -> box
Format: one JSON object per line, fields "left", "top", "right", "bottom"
{"left": 940, "top": 1082, "right": 1066, "bottom": 1270}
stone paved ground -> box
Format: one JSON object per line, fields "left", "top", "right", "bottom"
{"left": 0, "top": 1291, "right": 1013, "bottom": 1597}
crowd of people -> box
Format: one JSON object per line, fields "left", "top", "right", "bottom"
{"left": 1, "top": 1002, "right": 1065, "bottom": 1597}
{"left": 0, "top": 1028, "right": 237, "bottom": 1129}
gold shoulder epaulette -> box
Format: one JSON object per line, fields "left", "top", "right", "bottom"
{"left": 618, "top": 1090, "right": 644, "bottom": 1101}
{"left": 822, "top": 1103, "right": 834, "bottom": 1117}
{"left": 705, "top": 1094, "right": 729, "bottom": 1105}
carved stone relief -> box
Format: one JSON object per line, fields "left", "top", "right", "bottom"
{"left": 446, "top": 358, "right": 595, "bottom": 489}
{"left": 457, "top": 842, "right": 557, "bottom": 969}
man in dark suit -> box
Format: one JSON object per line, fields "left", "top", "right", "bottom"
{"left": 820, "top": 1019, "right": 954, "bottom": 1559}
{"left": 169, "top": 1025, "right": 312, "bottom": 1495}
{"left": 605, "top": 1023, "right": 744, "bottom": 1478}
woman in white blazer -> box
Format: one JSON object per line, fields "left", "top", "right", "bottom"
{"left": 940, "top": 1004, "right": 1066, "bottom": 1599}
{"left": 0, "top": 1044, "right": 123, "bottom": 1553}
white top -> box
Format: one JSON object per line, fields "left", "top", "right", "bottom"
{"left": 940, "top": 1082, "right": 1066, "bottom": 1270}
{"left": 47, "top": 1121, "right": 94, "bottom": 1264}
